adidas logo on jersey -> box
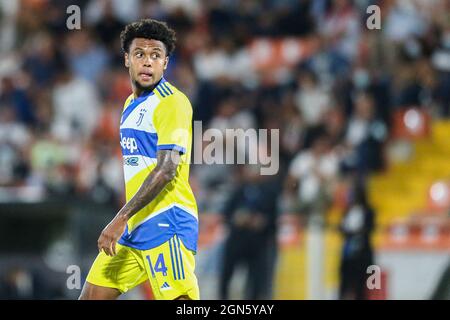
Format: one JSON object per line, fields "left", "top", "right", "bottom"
{"left": 160, "top": 282, "right": 171, "bottom": 290}
{"left": 120, "top": 134, "right": 138, "bottom": 153}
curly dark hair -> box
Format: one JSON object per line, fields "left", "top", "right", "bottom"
{"left": 120, "top": 19, "right": 176, "bottom": 56}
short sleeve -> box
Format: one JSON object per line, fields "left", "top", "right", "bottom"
{"left": 153, "top": 94, "right": 192, "bottom": 155}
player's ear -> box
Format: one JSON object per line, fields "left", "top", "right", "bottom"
{"left": 124, "top": 53, "right": 130, "bottom": 68}
{"left": 163, "top": 56, "right": 169, "bottom": 70}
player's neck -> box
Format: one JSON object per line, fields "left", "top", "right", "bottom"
{"left": 133, "top": 87, "right": 153, "bottom": 99}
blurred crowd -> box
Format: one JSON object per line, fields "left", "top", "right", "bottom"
{"left": 1, "top": 0, "right": 450, "bottom": 299}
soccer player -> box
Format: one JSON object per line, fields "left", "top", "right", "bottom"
{"left": 79, "top": 19, "right": 199, "bottom": 300}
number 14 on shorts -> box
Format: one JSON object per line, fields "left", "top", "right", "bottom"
{"left": 146, "top": 254, "right": 168, "bottom": 277}
{"left": 145, "top": 238, "right": 186, "bottom": 281}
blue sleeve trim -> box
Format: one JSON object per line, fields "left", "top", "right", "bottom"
{"left": 157, "top": 144, "right": 186, "bottom": 154}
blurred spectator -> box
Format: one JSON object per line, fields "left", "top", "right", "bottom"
{"left": 302, "top": 35, "right": 351, "bottom": 87}
{"left": 339, "top": 180, "right": 375, "bottom": 300}
{"left": 29, "top": 130, "right": 77, "bottom": 197}
{"left": 294, "top": 70, "right": 331, "bottom": 128}
{"left": 50, "top": 62, "right": 101, "bottom": 142}
{"left": 0, "top": 75, "right": 36, "bottom": 125}
{"left": 22, "top": 32, "right": 61, "bottom": 89}
{"left": 322, "top": 106, "right": 346, "bottom": 147}
{"left": 320, "top": 0, "right": 360, "bottom": 60}
{"left": 283, "top": 132, "right": 338, "bottom": 222}
{"left": 64, "top": 29, "right": 110, "bottom": 84}
{"left": 279, "top": 90, "right": 305, "bottom": 159}
{"left": 0, "top": 0, "right": 19, "bottom": 53}
{"left": 0, "top": 267, "right": 34, "bottom": 299}
{"left": 193, "top": 161, "right": 234, "bottom": 214}
{"left": 0, "top": 266, "right": 63, "bottom": 299}
{"left": 342, "top": 91, "right": 387, "bottom": 174}
{"left": 384, "top": 0, "right": 428, "bottom": 43}
{"left": 86, "top": 0, "right": 141, "bottom": 24}
{"left": 92, "top": 0, "right": 125, "bottom": 50}
{"left": 0, "top": 105, "right": 31, "bottom": 185}
{"left": 84, "top": 141, "right": 123, "bottom": 205}
{"left": 193, "top": 35, "right": 253, "bottom": 84}
{"left": 219, "top": 165, "right": 280, "bottom": 300}
{"left": 172, "top": 62, "right": 199, "bottom": 101}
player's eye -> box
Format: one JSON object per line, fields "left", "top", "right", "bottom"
{"left": 135, "top": 52, "right": 144, "bottom": 58}
{"left": 151, "top": 52, "right": 161, "bottom": 59}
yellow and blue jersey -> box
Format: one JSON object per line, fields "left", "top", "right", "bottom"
{"left": 117, "top": 77, "right": 198, "bottom": 253}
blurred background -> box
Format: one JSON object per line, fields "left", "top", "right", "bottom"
{"left": 0, "top": 0, "right": 449, "bottom": 300}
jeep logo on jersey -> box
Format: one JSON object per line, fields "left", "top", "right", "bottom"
{"left": 124, "top": 156, "right": 139, "bottom": 166}
{"left": 120, "top": 134, "right": 138, "bottom": 153}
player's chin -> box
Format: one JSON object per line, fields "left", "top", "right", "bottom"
{"left": 136, "top": 79, "right": 156, "bottom": 89}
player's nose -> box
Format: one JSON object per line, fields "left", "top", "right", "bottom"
{"left": 143, "top": 55, "right": 152, "bottom": 67}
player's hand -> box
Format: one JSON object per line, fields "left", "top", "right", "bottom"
{"left": 97, "top": 215, "right": 127, "bottom": 256}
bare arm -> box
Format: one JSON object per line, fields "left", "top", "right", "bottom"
{"left": 117, "top": 150, "right": 180, "bottom": 220}
{"left": 98, "top": 150, "right": 181, "bottom": 256}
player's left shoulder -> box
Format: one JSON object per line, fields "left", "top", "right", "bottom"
{"left": 154, "top": 79, "right": 175, "bottom": 99}
{"left": 156, "top": 81, "right": 192, "bottom": 112}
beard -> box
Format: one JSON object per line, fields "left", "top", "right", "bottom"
{"left": 132, "top": 78, "right": 155, "bottom": 92}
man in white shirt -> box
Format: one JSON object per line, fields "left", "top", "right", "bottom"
{"left": 283, "top": 133, "right": 339, "bottom": 218}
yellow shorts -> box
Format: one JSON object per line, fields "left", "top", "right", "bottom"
{"left": 86, "top": 234, "right": 199, "bottom": 300}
